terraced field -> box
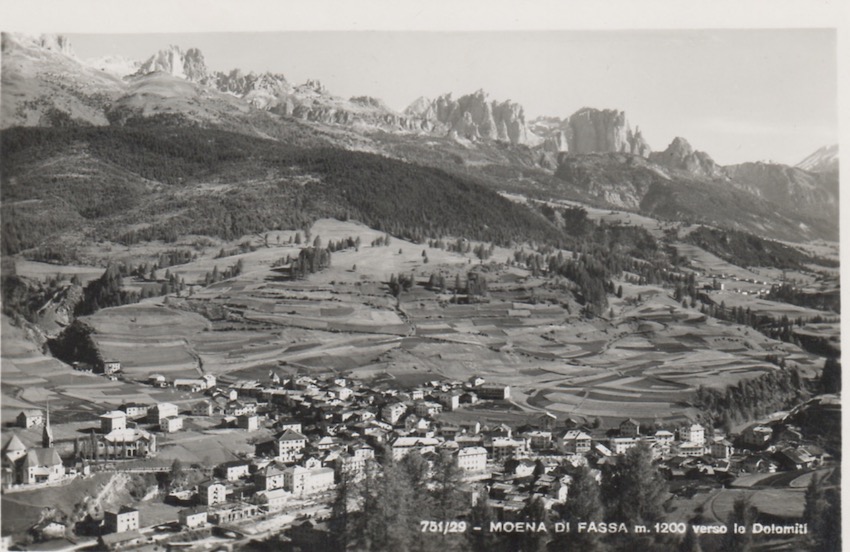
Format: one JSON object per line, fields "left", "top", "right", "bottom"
{"left": 25, "top": 219, "right": 828, "bottom": 428}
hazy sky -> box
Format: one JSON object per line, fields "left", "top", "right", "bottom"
{"left": 67, "top": 30, "right": 837, "bottom": 166}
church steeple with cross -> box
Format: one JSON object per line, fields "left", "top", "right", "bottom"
{"left": 42, "top": 399, "right": 54, "bottom": 449}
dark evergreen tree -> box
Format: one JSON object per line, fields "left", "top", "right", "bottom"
{"left": 330, "top": 468, "right": 356, "bottom": 550}
{"left": 820, "top": 358, "right": 841, "bottom": 394}
{"left": 550, "top": 465, "right": 606, "bottom": 552}
{"left": 722, "top": 495, "right": 757, "bottom": 552}
{"left": 602, "top": 442, "right": 666, "bottom": 526}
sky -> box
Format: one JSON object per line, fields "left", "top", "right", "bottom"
{"left": 65, "top": 29, "right": 837, "bottom": 166}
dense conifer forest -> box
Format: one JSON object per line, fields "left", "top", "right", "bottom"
{"left": 1, "top": 126, "right": 561, "bottom": 256}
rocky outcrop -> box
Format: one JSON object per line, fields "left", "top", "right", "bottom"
{"left": 405, "top": 90, "right": 540, "bottom": 146}
{"left": 135, "top": 45, "right": 209, "bottom": 82}
{"left": 649, "top": 137, "right": 724, "bottom": 178}
{"left": 2, "top": 33, "right": 76, "bottom": 57}
{"left": 214, "top": 69, "right": 291, "bottom": 110}
{"left": 566, "top": 108, "right": 651, "bottom": 157}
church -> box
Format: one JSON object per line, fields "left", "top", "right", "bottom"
{"left": 2, "top": 407, "right": 65, "bottom": 486}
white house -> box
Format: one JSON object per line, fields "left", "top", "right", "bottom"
{"left": 456, "top": 447, "right": 487, "bottom": 472}
{"left": 100, "top": 411, "right": 127, "bottom": 433}
{"left": 381, "top": 403, "right": 407, "bottom": 425}
{"left": 198, "top": 481, "right": 227, "bottom": 506}
{"left": 560, "top": 430, "right": 592, "bottom": 454}
{"left": 179, "top": 507, "right": 208, "bottom": 529}
{"left": 276, "top": 429, "right": 308, "bottom": 462}
{"left": 680, "top": 424, "right": 705, "bottom": 445}
{"left": 148, "top": 403, "right": 179, "bottom": 423}
{"left": 608, "top": 437, "right": 640, "bottom": 455}
{"left": 160, "top": 416, "right": 183, "bottom": 433}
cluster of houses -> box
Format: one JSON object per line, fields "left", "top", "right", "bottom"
{"left": 2, "top": 365, "right": 832, "bottom": 548}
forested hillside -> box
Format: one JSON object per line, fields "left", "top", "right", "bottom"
{"left": 1, "top": 126, "right": 561, "bottom": 255}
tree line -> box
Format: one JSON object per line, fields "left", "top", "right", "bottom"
{"left": 327, "top": 442, "right": 709, "bottom": 552}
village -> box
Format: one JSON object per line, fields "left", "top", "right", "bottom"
{"left": 1, "top": 356, "right": 836, "bottom": 551}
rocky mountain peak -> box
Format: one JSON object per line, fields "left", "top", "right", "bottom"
{"left": 1, "top": 33, "right": 75, "bottom": 57}
{"left": 135, "top": 45, "right": 209, "bottom": 82}
{"left": 796, "top": 144, "right": 838, "bottom": 174}
{"left": 405, "top": 90, "right": 538, "bottom": 146}
{"left": 648, "top": 137, "right": 724, "bottom": 178}
{"left": 301, "top": 79, "right": 327, "bottom": 94}
{"left": 566, "top": 108, "right": 650, "bottom": 157}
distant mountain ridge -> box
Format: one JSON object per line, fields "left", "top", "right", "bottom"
{"left": 0, "top": 33, "right": 839, "bottom": 243}
{"left": 796, "top": 144, "right": 838, "bottom": 174}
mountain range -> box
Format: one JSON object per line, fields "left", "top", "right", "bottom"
{"left": 0, "top": 33, "right": 840, "bottom": 245}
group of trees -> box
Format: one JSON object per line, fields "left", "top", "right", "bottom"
{"left": 371, "top": 234, "right": 392, "bottom": 247}
{"left": 803, "top": 471, "right": 842, "bottom": 551}
{"left": 388, "top": 273, "right": 415, "bottom": 297}
{"left": 331, "top": 450, "right": 468, "bottom": 552}
{"left": 684, "top": 226, "right": 836, "bottom": 272}
{"left": 215, "top": 241, "right": 256, "bottom": 259}
{"left": 328, "top": 443, "right": 687, "bottom": 552}
{"left": 426, "top": 238, "right": 495, "bottom": 262}
{"left": 692, "top": 368, "right": 806, "bottom": 429}
{"left": 766, "top": 283, "right": 840, "bottom": 314}
{"left": 289, "top": 247, "right": 332, "bottom": 279}
{"left": 1, "top": 270, "right": 68, "bottom": 323}
{"left": 700, "top": 302, "right": 834, "bottom": 352}
{"left": 203, "top": 260, "right": 244, "bottom": 285}
{"left": 326, "top": 236, "right": 362, "bottom": 253}
{"left": 75, "top": 263, "right": 140, "bottom": 316}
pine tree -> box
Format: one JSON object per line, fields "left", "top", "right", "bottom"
{"left": 602, "top": 442, "right": 666, "bottom": 526}
{"left": 518, "top": 496, "right": 549, "bottom": 552}
{"left": 359, "top": 459, "right": 416, "bottom": 551}
{"left": 722, "top": 495, "right": 757, "bottom": 552}
{"left": 551, "top": 466, "right": 606, "bottom": 551}
{"left": 431, "top": 451, "right": 466, "bottom": 521}
{"left": 330, "top": 468, "right": 356, "bottom": 550}
{"left": 820, "top": 358, "right": 841, "bottom": 394}
{"left": 467, "top": 491, "right": 498, "bottom": 552}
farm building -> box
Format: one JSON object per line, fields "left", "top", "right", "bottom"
{"left": 238, "top": 414, "right": 259, "bottom": 431}
{"left": 179, "top": 507, "right": 208, "bottom": 529}
{"left": 148, "top": 403, "right": 179, "bottom": 423}
{"left": 619, "top": 418, "right": 641, "bottom": 437}
{"left": 100, "top": 360, "right": 122, "bottom": 375}
{"left": 477, "top": 384, "right": 511, "bottom": 400}
{"left": 16, "top": 410, "right": 43, "bottom": 429}
{"left": 216, "top": 460, "right": 251, "bottom": 481}
{"left": 160, "top": 416, "right": 183, "bottom": 433}
{"left": 192, "top": 400, "right": 214, "bottom": 417}
{"left": 118, "top": 403, "right": 150, "bottom": 419}
{"left": 104, "top": 506, "right": 139, "bottom": 534}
